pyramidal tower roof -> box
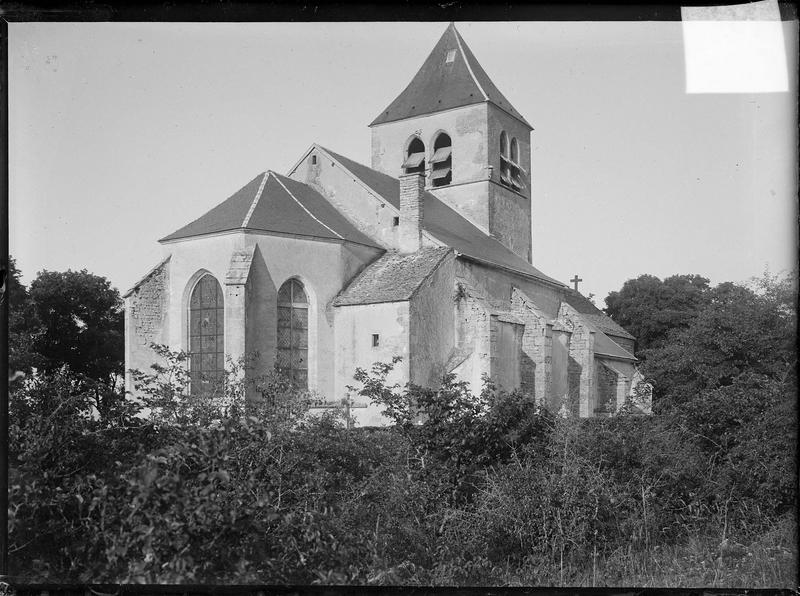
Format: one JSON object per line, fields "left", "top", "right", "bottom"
{"left": 370, "top": 23, "right": 532, "bottom": 129}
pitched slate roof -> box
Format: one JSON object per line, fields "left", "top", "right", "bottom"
{"left": 370, "top": 23, "right": 531, "bottom": 128}
{"left": 160, "top": 171, "right": 378, "bottom": 248}
{"left": 592, "top": 330, "right": 636, "bottom": 360}
{"left": 318, "top": 146, "right": 563, "bottom": 287}
{"left": 563, "top": 289, "right": 635, "bottom": 340}
{"left": 334, "top": 247, "right": 452, "bottom": 306}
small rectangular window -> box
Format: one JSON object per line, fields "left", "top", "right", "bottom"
{"left": 392, "top": 216, "right": 400, "bottom": 227}
{"left": 311, "top": 155, "right": 317, "bottom": 165}
{"left": 445, "top": 49, "right": 456, "bottom": 63}
{"left": 372, "top": 334, "right": 380, "bottom": 347}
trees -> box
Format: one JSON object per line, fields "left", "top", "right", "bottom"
{"left": 6, "top": 256, "right": 43, "bottom": 377}
{"left": 28, "top": 268, "right": 124, "bottom": 387}
{"left": 604, "top": 273, "right": 711, "bottom": 355}
{"left": 642, "top": 274, "right": 796, "bottom": 406}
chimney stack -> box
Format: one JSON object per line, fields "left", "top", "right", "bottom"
{"left": 398, "top": 172, "right": 425, "bottom": 253}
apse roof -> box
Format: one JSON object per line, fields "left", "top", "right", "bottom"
{"left": 370, "top": 23, "right": 532, "bottom": 128}
{"left": 317, "top": 145, "right": 563, "bottom": 287}
{"left": 159, "top": 171, "right": 378, "bottom": 248}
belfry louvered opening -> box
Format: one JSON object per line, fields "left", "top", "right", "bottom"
{"left": 431, "top": 133, "right": 452, "bottom": 187}
{"left": 403, "top": 136, "right": 426, "bottom": 175}
{"left": 500, "top": 131, "right": 525, "bottom": 192}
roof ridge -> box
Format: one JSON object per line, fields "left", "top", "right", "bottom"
{"left": 271, "top": 172, "right": 344, "bottom": 240}
{"left": 242, "top": 171, "right": 270, "bottom": 228}
{"left": 453, "top": 26, "right": 488, "bottom": 101}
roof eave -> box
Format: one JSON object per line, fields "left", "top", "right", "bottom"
{"left": 595, "top": 351, "right": 638, "bottom": 363}
{"left": 369, "top": 99, "right": 533, "bottom": 130}
{"left": 159, "top": 227, "right": 381, "bottom": 250}
{"left": 456, "top": 252, "right": 566, "bottom": 289}
{"left": 333, "top": 297, "right": 412, "bottom": 308}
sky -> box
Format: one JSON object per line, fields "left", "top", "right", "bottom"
{"left": 8, "top": 19, "right": 798, "bottom": 304}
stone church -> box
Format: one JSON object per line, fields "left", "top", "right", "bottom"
{"left": 124, "top": 24, "right": 647, "bottom": 425}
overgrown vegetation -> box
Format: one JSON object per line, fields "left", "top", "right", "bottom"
{"left": 6, "top": 262, "right": 797, "bottom": 586}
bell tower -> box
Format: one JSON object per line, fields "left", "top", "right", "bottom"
{"left": 369, "top": 23, "right": 534, "bottom": 263}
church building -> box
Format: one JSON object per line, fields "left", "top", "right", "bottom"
{"left": 124, "top": 24, "right": 647, "bottom": 425}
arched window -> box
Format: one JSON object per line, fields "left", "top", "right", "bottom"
{"left": 499, "top": 130, "right": 511, "bottom": 187}
{"left": 402, "top": 136, "right": 426, "bottom": 175}
{"left": 189, "top": 274, "right": 225, "bottom": 391}
{"left": 430, "top": 132, "right": 452, "bottom": 187}
{"left": 277, "top": 278, "right": 308, "bottom": 388}
{"left": 500, "top": 132, "right": 524, "bottom": 192}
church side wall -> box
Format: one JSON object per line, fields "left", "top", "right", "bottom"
{"left": 455, "top": 258, "right": 565, "bottom": 319}
{"left": 334, "top": 301, "right": 411, "bottom": 427}
{"left": 163, "top": 233, "right": 246, "bottom": 355}
{"left": 244, "top": 234, "right": 381, "bottom": 400}
{"left": 489, "top": 317, "right": 523, "bottom": 392}
{"left": 124, "top": 258, "right": 170, "bottom": 392}
{"left": 163, "top": 232, "right": 382, "bottom": 401}
{"left": 595, "top": 361, "right": 618, "bottom": 415}
{"left": 409, "top": 254, "right": 456, "bottom": 388}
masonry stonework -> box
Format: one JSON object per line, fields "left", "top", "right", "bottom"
{"left": 129, "top": 260, "right": 169, "bottom": 344}
{"left": 399, "top": 173, "right": 425, "bottom": 253}
{"left": 511, "top": 287, "right": 548, "bottom": 403}
{"left": 124, "top": 258, "right": 171, "bottom": 391}
{"left": 558, "top": 302, "right": 596, "bottom": 417}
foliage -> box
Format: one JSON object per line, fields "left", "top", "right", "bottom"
{"left": 28, "top": 268, "right": 124, "bottom": 386}
{"left": 5, "top": 255, "right": 44, "bottom": 379}
{"left": 604, "top": 273, "right": 711, "bottom": 356}
{"left": 7, "top": 272, "right": 797, "bottom": 586}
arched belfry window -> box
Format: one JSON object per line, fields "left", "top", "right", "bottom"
{"left": 277, "top": 278, "right": 308, "bottom": 388}
{"left": 500, "top": 132, "right": 524, "bottom": 192}
{"left": 189, "top": 274, "right": 225, "bottom": 391}
{"left": 403, "top": 136, "right": 426, "bottom": 175}
{"left": 430, "top": 133, "right": 452, "bottom": 187}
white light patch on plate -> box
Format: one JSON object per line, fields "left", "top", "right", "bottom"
{"left": 682, "top": 0, "right": 788, "bottom": 93}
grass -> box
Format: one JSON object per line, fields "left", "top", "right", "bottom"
{"left": 423, "top": 515, "right": 797, "bottom": 588}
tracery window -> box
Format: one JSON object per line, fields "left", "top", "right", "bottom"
{"left": 277, "top": 278, "right": 308, "bottom": 388}
{"left": 403, "top": 136, "right": 426, "bottom": 175}
{"left": 189, "top": 274, "right": 225, "bottom": 391}
{"left": 430, "top": 132, "right": 452, "bottom": 187}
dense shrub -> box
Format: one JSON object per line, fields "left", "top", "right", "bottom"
{"left": 8, "top": 273, "right": 797, "bottom": 586}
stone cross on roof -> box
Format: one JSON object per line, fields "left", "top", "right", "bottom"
{"left": 571, "top": 275, "right": 583, "bottom": 291}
